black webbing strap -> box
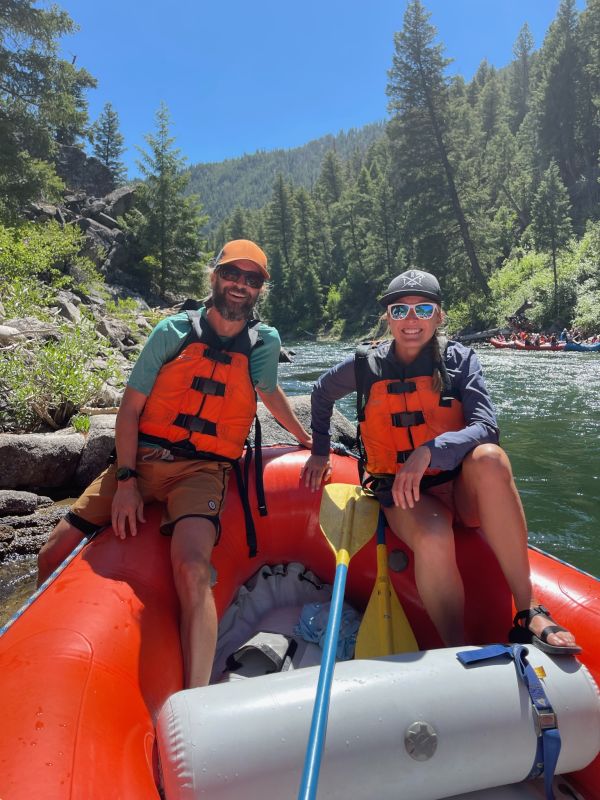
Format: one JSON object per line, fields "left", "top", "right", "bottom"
{"left": 253, "top": 417, "right": 267, "bottom": 517}
{"left": 173, "top": 414, "right": 217, "bottom": 436}
{"left": 387, "top": 381, "right": 416, "bottom": 394}
{"left": 203, "top": 346, "right": 232, "bottom": 364}
{"left": 391, "top": 411, "right": 425, "bottom": 428}
{"left": 191, "top": 377, "right": 226, "bottom": 396}
{"left": 233, "top": 459, "right": 258, "bottom": 558}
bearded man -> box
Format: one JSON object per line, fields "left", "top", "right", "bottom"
{"left": 37, "top": 240, "right": 312, "bottom": 688}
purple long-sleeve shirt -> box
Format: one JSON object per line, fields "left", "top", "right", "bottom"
{"left": 310, "top": 340, "right": 499, "bottom": 472}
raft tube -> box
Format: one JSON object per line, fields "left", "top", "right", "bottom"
{"left": 0, "top": 446, "right": 599, "bottom": 799}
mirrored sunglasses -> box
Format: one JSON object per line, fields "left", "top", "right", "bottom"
{"left": 216, "top": 264, "right": 265, "bottom": 289}
{"left": 388, "top": 302, "right": 439, "bottom": 320}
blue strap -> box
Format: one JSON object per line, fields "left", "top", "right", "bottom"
{"left": 456, "top": 644, "right": 561, "bottom": 800}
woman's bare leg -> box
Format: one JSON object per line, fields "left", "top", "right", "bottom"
{"left": 383, "top": 495, "right": 465, "bottom": 646}
{"left": 455, "top": 444, "right": 577, "bottom": 649}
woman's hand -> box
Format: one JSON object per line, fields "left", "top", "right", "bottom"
{"left": 301, "top": 454, "right": 332, "bottom": 492}
{"left": 392, "top": 446, "right": 432, "bottom": 509}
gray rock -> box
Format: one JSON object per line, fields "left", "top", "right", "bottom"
{"left": 0, "top": 430, "right": 84, "bottom": 489}
{"left": 103, "top": 185, "right": 137, "bottom": 218}
{"left": 0, "top": 490, "right": 53, "bottom": 516}
{"left": 0, "top": 324, "right": 24, "bottom": 344}
{"left": 252, "top": 395, "right": 355, "bottom": 449}
{"left": 74, "top": 415, "right": 116, "bottom": 488}
{"left": 90, "top": 383, "right": 123, "bottom": 409}
{"left": 1, "top": 505, "right": 69, "bottom": 559}
{"left": 4, "top": 317, "right": 60, "bottom": 340}
{"left": 54, "top": 144, "right": 114, "bottom": 197}
{"left": 54, "top": 297, "right": 81, "bottom": 324}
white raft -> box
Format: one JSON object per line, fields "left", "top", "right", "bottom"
{"left": 157, "top": 645, "right": 600, "bottom": 800}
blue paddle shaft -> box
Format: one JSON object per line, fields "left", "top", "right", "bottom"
{"left": 298, "top": 561, "right": 348, "bottom": 800}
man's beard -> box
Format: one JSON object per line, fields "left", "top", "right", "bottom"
{"left": 212, "top": 282, "right": 257, "bottom": 321}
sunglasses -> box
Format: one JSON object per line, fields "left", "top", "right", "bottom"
{"left": 216, "top": 264, "right": 265, "bottom": 289}
{"left": 388, "top": 302, "right": 439, "bottom": 320}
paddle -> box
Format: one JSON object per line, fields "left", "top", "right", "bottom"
{"left": 298, "top": 483, "right": 379, "bottom": 800}
{"left": 355, "top": 512, "right": 418, "bottom": 658}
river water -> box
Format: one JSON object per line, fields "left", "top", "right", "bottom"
{"left": 1, "top": 342, "right": 599, "bottom": 625}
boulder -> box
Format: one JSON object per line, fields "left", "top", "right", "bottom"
{"left": 0, "top": 430, "right": 84, "bottom": 490}
{"left": 0, "top": 505, "right": 69, "bottom": 558}
{"left": 0, "top": 490, "right": 53, "bottom": 516}
{"left": 104, "top": 185, "right": 137, "bottom": 218}
{"left": 54, "top": 144, "right": 114, "bottom": 197}
{"left": 252, "top": 395, "right": 355, "bottom": 449}
{"left": 74, "top": 415, "right": 116, "bottom": 488}
{"left": 0, "top": 325, "right": 25, "bottom": 345}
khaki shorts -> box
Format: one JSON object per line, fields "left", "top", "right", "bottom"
{"left": 69, "top": 447, "right": 231, "bottom": 536}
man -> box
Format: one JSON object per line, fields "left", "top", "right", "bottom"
{"left": 37, "top": 239, "right": 312, "bottom": 688}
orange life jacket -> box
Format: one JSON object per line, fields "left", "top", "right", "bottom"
{"left": 139, "top": 311, "right": 261, "bottom": 461}
{"left": 355, "top": 341, "right": 465, "bottom": 478}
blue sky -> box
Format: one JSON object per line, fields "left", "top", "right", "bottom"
{"left": 56, "top": 0, "right": 585, "bottom": 175}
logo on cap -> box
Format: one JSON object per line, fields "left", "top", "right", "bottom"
{"left": 398, "top": 270, "right": 427, "bottom": 289}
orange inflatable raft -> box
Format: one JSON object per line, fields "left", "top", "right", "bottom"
{"left": 0, "top": 446, "right": 599, "bottom": 799}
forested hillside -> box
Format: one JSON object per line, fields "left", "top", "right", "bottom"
{"left": 211, "top": 0, "right": 600, "bottom": 337}
{"left": 1, "top": 0, "right": 599, "bottom": 346}
{"left": 185, "top": 123, "right": 385, "bottom": 229}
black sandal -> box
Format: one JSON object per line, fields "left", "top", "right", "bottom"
{"left": 508, "top": 604, "right": 582, "bottom": 656}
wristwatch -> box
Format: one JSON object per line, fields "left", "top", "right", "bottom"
{"left": 115, "top": 467, "right": 139, "bottom": 482}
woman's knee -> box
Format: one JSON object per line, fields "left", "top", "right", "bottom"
{"left": 464, "top": 444, "right": 513, "bottom": 485}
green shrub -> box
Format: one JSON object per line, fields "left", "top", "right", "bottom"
{"left": 70, "top": 413, "right": 91, "bottom": 434}
{"left": 0, "top": 319, "right": 116, "bottom": 432}
{"left": 0, "top": 221, "right": 103, "bottom": 318}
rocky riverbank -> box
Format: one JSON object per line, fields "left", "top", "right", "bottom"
{"left": 0, "top": 397, "right": 355, "bottom": 561}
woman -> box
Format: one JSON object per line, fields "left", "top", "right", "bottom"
{"left": 301, "top": 269, "right": 579, "bottom": 654}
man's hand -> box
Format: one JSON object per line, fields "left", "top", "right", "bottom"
{"left": 301, "top": 454, "right": 332, "bottom": 492}
{"left": 392, "top": 446, "right": 432, "bottom": 509}
{"left": 111, "top": 481, "right": 146, "bottom": 539}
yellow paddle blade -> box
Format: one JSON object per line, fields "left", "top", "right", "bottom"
{"left": 318, "top": 484, "right": 379, "bottom": 559}
{"left": 355, "top": 544, "right": 418, "bottom": 658}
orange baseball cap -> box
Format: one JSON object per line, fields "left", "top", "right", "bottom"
{"left": 215, "top": 239, "right": 270, "bottom": 279}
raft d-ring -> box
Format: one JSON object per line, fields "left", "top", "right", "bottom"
{"left": 405, "top": 721, "right": 438, "bottom": 761}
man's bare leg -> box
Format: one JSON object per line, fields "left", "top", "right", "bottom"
{"left": 170, "top": 517, "right": 218, "bottom": 688}
{"left": 37, "top": 518, "right": 86, "bottom": 586}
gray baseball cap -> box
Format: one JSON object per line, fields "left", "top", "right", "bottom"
{"left": 379, "top": 269, "right": 442, "bottom": 307}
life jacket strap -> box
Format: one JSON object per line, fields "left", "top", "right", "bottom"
{"left": 191, "top": 376, "right": 226, "bottom": 396}
{"left": 457, "top": 644, "right": 561, "bottom": 800}
{"left": 387, "top": 380, "right": 416, "bottom": 394}
{"left": 173, "top": 414, "right": 217, "bottom": 436}
{"left": 391, "top": 410, "right": 425, "bottom": 428}
{"left": 203, "top": 346, "right": 232, "bottom": 364}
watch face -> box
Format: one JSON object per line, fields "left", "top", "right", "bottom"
{"left": 116, "top": 467, "right": 136, "bottom": 481}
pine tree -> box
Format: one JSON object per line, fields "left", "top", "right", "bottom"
{"left": 0, "top": 0, "right": 95, "bottom": 218}
{"left": 507, "top": 24, "right": 534, "bottom": 133}
{"left": 263, "top": 175, "right": 297, "bottom": 329}
{"left": 387, "top": 0, "right": 489, "bottom": 295}
{"left": 91, "top": 103, "right": 127, "bottom": 185}
{"left": 126, "top": 103, "right": 207, "bottom": 297}
{"left": 532, "top": 0, "right": 580, "bottom": 186}
{"left": 530, "top": 161, "right": 573, "bottom": 317}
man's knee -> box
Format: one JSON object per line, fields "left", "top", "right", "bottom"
{"left": 173, "top": 557, "right": 214, "bottom": 600}
{"left": 37, "top": 519, "right": 86, "bottom": 584}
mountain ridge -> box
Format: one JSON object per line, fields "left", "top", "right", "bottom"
{"left": 185, "top": 121, "right": 385, "bottom": 229}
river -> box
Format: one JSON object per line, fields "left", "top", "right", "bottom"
{"left": 1, "top": 342, "right": 599, "bottom": 625}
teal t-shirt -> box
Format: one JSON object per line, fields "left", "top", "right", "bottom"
{"left": 128, "top": 309, "right": 281, "bottom": 396}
